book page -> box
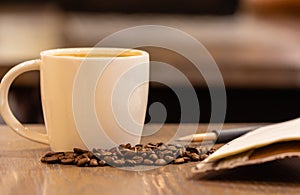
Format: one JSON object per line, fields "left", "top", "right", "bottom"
{"left": 203, "top": 117, "right": 300, "bottom": 162}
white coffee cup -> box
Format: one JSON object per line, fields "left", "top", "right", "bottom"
{"left": 0, "top": 48, "right": 149, "bottom": 151}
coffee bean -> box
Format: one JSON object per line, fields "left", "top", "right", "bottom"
{"left": 200, "top": 154, "right": 208, "bottom": 160}
{"left": 125, "top": 160, "right": 136, "bottom": 166}
{"left": 74, "top": 155, "right": 81, "bottom": 164}
{"left": 164, "top": 155, "right": 174, "bottom": 163}
{"left": 98, "top": 160, "right": 107, "bottom": 166}
{"left": 73, "top": 148, "right": 88, "bottom": 154}
{"left": 41, "top": 157, "right": 46, "bottom": 162}
{"left": 113, "top": 159, "right": 125, "bottom": 167}
{"left": 86, "top": 151, "right": 94, "bottom": 158}
{"left": 143, "top": 159, "right": 154, "bottom": 165}
{"left": 61, "top": 158, "right": 74, "bottom": 164}
{"left": 176, "top": 148, "right": 184, "bottom": 158}
{"left": 119, "top": 144, "right": 127, "bottom": 148}
{"left": 43, "top": 156, "right": 60, "bottom": 163}
{"left": 156, "top": 151, "right": 165, "bottom": 159}
{"left": 186, "top": 146, "right": 199, "bottom": 155}
{"left": 66, "top": 152, "right": 77, "bottom": 159}
{"left": 167, "top": 145, "right": 177, "bottom": 151}
{"left": 123, "top": 150, "right": 136, "bottom": 158}
{"left": 135, "top": 146, "right": 143, "bottom": 151}
{"left": 82, "top": 153, "right": 89, "bottom": 159}
{"left": 82, "top": 152, "right": 94, "bottom": 158}
{"left": 145, "top": 142, "right": 157, "bottom": 149}
{"left": 64, "top": 151, "right": 75, "bottom": 156}
{"left": 44, "top": 152, "right": 57, "bottom": 157}
{"left": 135, "top": 144, "right": 143, "bottom": 148}
{"left": 101, "top": 151, "right": 113, "bottom": 156}
{"left": 125, "top": 143, "right": 132, "bottom": 149}
{"left": 149, "top": 153, "right": 158, "bottom": 161}
{"left": 132, "top": 156, "right": 143, "bottom": 164}
{"left": 58, "top": 155, "right": 66, "bottom": 160}
{"left": 174, "top": 158, "right": 185, "bottom": 164}
{"left": 172, "top": 152, "right": 179, "bottom": 158}
{"left": 141, "top": 152, "right": 148, "bottom": 158}
{"left": 94, "top": 148, "right": 106, "bottom": 153}
{"left": 183, "top": 156, "right": 191, "bottom": 162}
{"left": 148, "top": 142, "right": 156, "bottom": 146}
{"left": 146, "top": 145, "right": 156, "bottom": 149}
{"left": 184, "top": 151, "right": 192, "bottom": 157}
{"left": 41, "top": 142, "right": 216, "bottom": 167}
{"left": 112, "top": 155, "right": 118, "bottom": 161}
{"left": 208, "top": 147, "right": 216, "bottom": 154}
{"left": 77, "top": 157, "right": 90, "bottom": 166}
{"left": 154, "top": 159, "right": 167, "bottom": 166}
{"left": 103, "top": 156, "right": 114, "bottom": 164}
{"left": 158, "top": 145, "right": 167, "bottom": 150}
{"left": 89, "top": 159, "right": 98, "bottom": 167}
{"left": 93, "top": 152, "right": 102, "bottom": 160}
{"left": 162, "top": 150, "right": 173, "bottom": 156}
{"left": 190, "top": 153, "right": 200, "bottom": 161}
{"left": 55, "top": 153, "right": 64, "bottom": 158}
{"left": 115, "top": 147, "right": 124, "bottom": 157}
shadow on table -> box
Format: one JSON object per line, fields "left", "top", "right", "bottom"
{"left": 196, "top": 157, "right": 300, "bottom": 183}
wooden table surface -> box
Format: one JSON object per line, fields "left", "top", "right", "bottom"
{"left": 1, "top": 123, "right": 300, "bottom": 195}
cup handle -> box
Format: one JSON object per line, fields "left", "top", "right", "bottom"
{"left": 0, "top": 59, "right": 49, "bottom": 144}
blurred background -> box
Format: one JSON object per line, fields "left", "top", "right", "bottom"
{"left": 0, "top": 0, "right": 299, "bottom": 124}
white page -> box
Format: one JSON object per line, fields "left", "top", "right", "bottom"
{"left": 204, "top": 117, "right": 300, "bottom": 162}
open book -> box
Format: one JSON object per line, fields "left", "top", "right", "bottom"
{"left": 192, "top": 117, "right": 300, "bottom": 174}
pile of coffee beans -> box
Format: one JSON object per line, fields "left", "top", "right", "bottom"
{"left": 41, "top": 142, "right": 216, "bottom": 167}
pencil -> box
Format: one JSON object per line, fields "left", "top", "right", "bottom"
{"left": 176, "top": 125, "right": 262, "bottom": 143}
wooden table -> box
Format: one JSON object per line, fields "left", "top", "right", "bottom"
{"left": 1, "top": 123, "right": 300, "bottom": 194}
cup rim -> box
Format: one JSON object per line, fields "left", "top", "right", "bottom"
{"left": 40, "top": 47, "right": 149, "bottom": 59}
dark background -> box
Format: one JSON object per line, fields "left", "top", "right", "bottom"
{"left": 1, "top": 0, "right": 299, "bottom": 123}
